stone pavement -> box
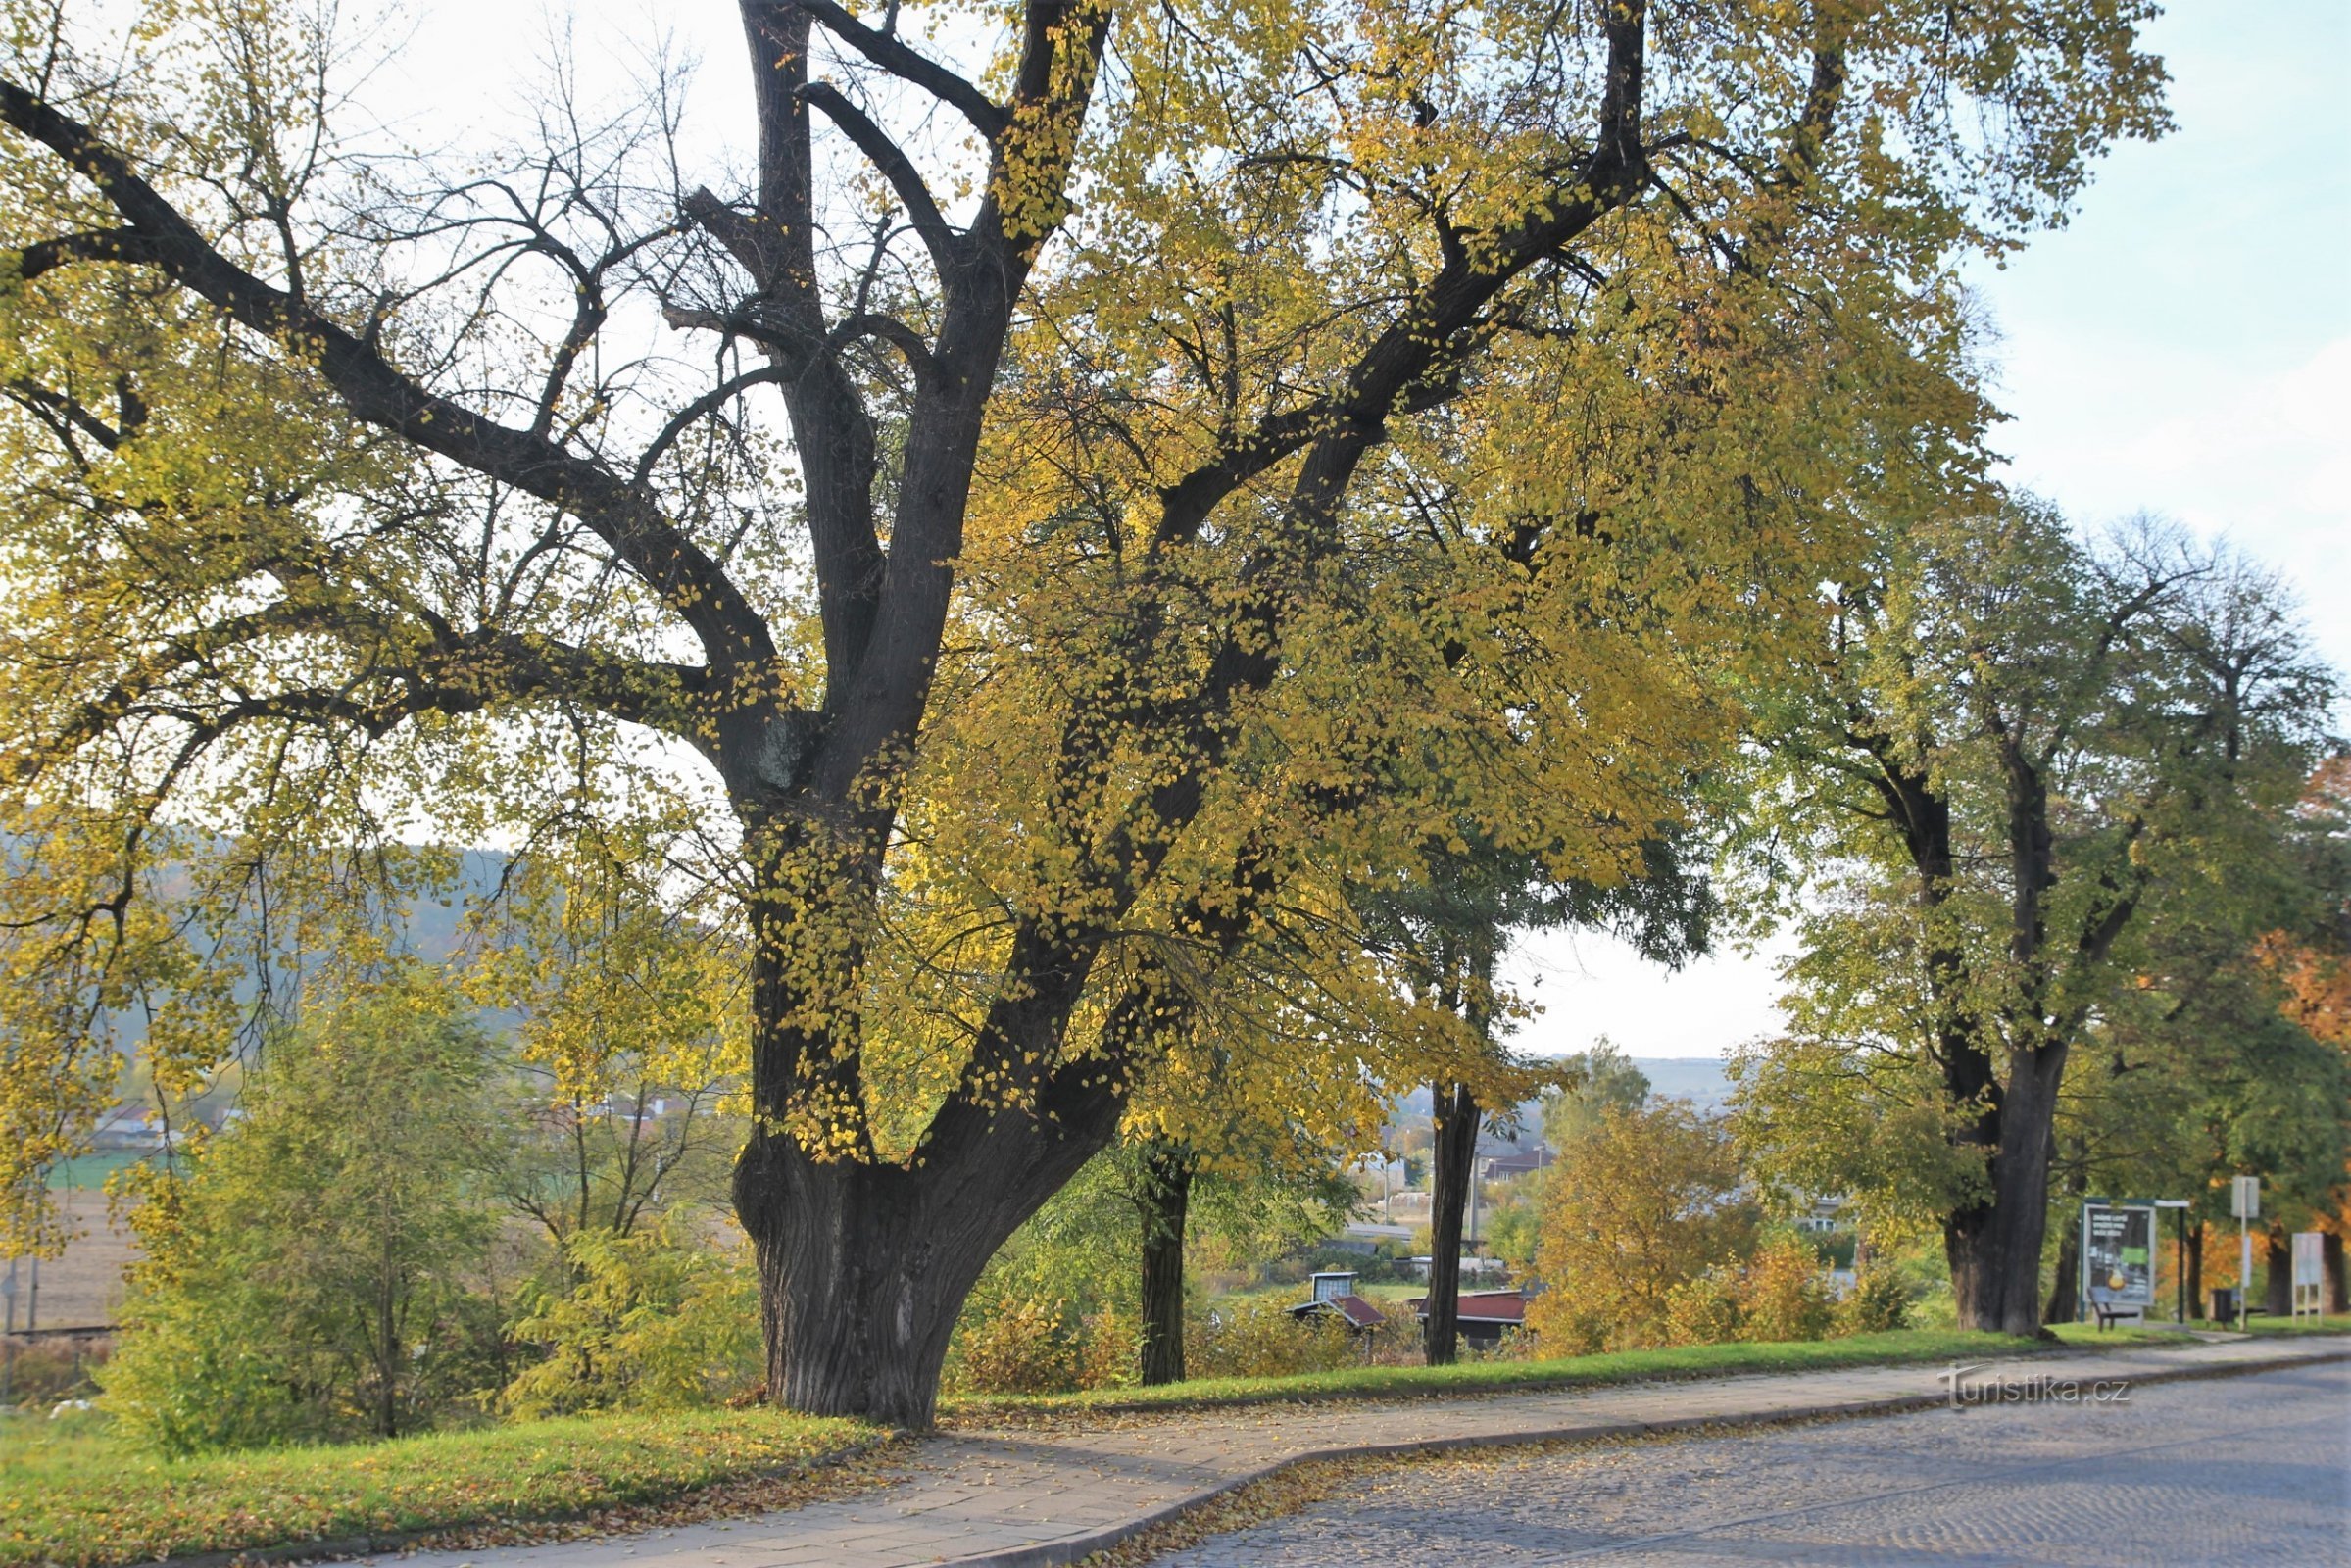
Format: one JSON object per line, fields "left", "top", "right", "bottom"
{"left": 370, "top": 1336, "right": 2350, "bottom": 1568}
{"left": 1151, "top": 1356, "right": 2351, "bottom": 1567}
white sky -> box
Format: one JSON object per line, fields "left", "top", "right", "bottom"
{"left": 361, "top": 1, "right": 2346, "bottom": 1060}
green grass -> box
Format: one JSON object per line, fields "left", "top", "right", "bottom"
{"left": 0, "top": 1407, "right": 883, "bottom": 1568}
{"left": 941, "top": 1328, "right": 2064, "bottom": 1421}
{"left": 42, "top": 1152, "right": 154, "bottom": 1191}
{"left": 2216, "top": 1311, "right": 2351, "bottom": 1336}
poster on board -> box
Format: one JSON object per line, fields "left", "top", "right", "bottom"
{"left": 2082, "top": 1202, "right": 2157, "bottom": 1308}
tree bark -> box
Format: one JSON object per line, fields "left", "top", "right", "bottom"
{"left": 1425, "top": 1081, "right": 1481, "bottom": 1365}
{"left": 2324, "top": 1230, "right": 2347, "bottom": 1314}
{"left": 2263, "top": 1223, "right": 2292, "bottom": 1317}
{"left": 1137, "top": 1142, "right": 1193, "bottom": 1386}
{"left": 2042, "top": 1213, "right": 2080, "bottom": 1326}
{"left": 2042, "top": 1136, "right": 2082, "bottom": 1326}
{"left": 1945, "top": 1044, "right": 2066, "bottom": 1336}
{"left": 733, "top": 1104, "right": 1115, "bottom": 1427}
{"left": 2186, "top": 1218, "right": 2205, "bottom": 1320}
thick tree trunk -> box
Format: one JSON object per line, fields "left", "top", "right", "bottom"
{"left": 1137, "top": 1142, "right": 1192, "bottom": 1386}
{"left": 2263, "top": 1224, "right": 2292, "bottom": 1317}
{"left": 732, "top": 1102, "right": 1115, "bottom": 1426}
{"left": 2325, "top": 1230, "right": 2347, "bottom": 1314}
{"left": 1946, "top": 1046, "right": 2065, "bottom": 1337}
{"left": 1425, "top": 1081, "right": 1480, "bottom": 1365}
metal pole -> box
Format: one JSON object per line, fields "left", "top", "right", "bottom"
{"left": 2238, "top": 1212, "right": 2250, "bottom": 1332}
{"left": 2176, "top": 1208, "right": 2186, "bottom": 1325}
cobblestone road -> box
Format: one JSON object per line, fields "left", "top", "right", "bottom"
{"left": 1150, "top": 1359, "right": 2351, "bottom": 1567}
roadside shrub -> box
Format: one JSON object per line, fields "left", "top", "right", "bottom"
{"left": 1186, "top": 1298, "right": 1361, "bottom": 1379}
{"left": 947, "top": 1294, "right": 1084, "bottom": 1395}
{"left": 502, "top": 1213, "right": 761, "bottom": 1417}
{"left": 1663, "top": 1271, "right": 1744, "bottom": 1348}
{"left": 1736, "top": 1234, "right": 1835, "bottom": 1343}
{"left": 1527, "top": 1102, "right": 1758, "bottom": 1352}
{"left": 1078, "top": 1301, "right": 1141, "bottom": 1391}
{"left": 1833, "top": 1268, "right": 1914, "bottom": 1336}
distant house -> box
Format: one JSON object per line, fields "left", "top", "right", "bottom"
{"left": 89, "top": 1106, "right": 172, "bottom": 1152}
{"left": 1794, "top": 1195, "right": 1850, "bottom": 1234}
{"left": 1406, "top": 1288, "right": 1528, "bottom": 1349}
{"left": 1481, "top": 1146, "right": 1553, "bottom": 1182}
{"left": 1287, "top": 1271, "right": 1387, "bottom": 1336}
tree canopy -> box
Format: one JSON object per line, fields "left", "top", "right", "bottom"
{"left": 0, "top": 0, "right": 2171, "bottom": 1420}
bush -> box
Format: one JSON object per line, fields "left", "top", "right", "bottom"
{"left": 1736, "top": 1234, "right": 1835, "bottom": 1343}
{"left": 1663, "top": 1271, "right": 1744, "bottom": 1348}
{"left": 102, "top": 973, "right": 506, "bottom": 1454}
{"left": 501, "top": 1213, "right": 761, "bottom": 1418}
{"left": 1834, "top": 1268, "right": 1914, "bottom": 1336}
{"left": 1186, "top": 1298, "right": 1362, "bottom": 1379}
{"left": 1526, "top": 1101, "right": 1757, "bottom": 1352}
{"left": 947, "top": 1294, "right": 1085, "bottom": 1395}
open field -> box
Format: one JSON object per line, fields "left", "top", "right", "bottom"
{"left": 3, "top": 1192, "right": 138, "bottom": 1333}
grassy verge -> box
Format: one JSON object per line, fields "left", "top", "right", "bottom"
{"left": 2044, "top": 1322, "right": 2201, "bottom": 1348}
{"left": 0, "top": 1407, "right": 886, "bottom": 1568}
{"left": 943, "top": 1328, "right": 2071, "bottom": 1423}
{"left": 2215, "top": 1311, "right": 2351, "bottom": 1336}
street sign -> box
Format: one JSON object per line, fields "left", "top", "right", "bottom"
{"left": 2082, "top": 1202, "right": 2157, "bottom": 1316}
{"left": 2230, "top": 1176, "right": 2260, "bottom": 1220}
{"left": 2291, "top": 1231, "right": 2326, "bottom": 1322}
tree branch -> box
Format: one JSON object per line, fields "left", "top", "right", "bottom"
{"left": 0, "top": 76, "right": 780, "bottom": 681}
{"left": 799, "top": 0, "right": 1007, "bottom": 140}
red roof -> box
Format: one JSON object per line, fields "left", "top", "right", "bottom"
{"left": 1407, "top": 1289, "right": 1526, "bottom": 1325}
{"left": 1289, "top": 1293, "right": 1386, "bottom": 1329}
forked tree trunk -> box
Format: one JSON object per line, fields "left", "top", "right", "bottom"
{"left": 1424, "top": 1082, "right": 1481, "bottom": 1365}
{"left": 733, "top": 1108, "right": 1116, "bottom": 1427}
{"left": 1136, "top": 1142, "right": 1193, "bottom": 1386}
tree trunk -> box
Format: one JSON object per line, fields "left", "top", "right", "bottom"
{"left": 1137, "top": 1142, "right": 1192, "bottom": 1386}
{"left": 2186, "top": 1218, "right": 2204, "bottom": 1319}
{"left": 2042, "top": 1214, "right": 2080, "bottom": 1326}
{"left": 2042, "top": 1138, "right": 2082, "bottom": 1326}
{"left": 733, "top": 1102, "right": 1114, "bottom": 1427}
{"left": 2263, "top": 1224, "right": 2292, "bottom": 1317}
{"left": 1425, "top": 1081, "right": 1480, "bottom": 1365}
{"left": 1945, "top": 1045, "right": 2066, "bottom": 1337}
{"left": 2324, "top": 1230, "right": 2347, "bottom": 1314}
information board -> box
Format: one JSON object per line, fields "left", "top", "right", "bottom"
{"left": 2293, "top": 1231, "right": 2324, "bottom": 1289}
{"left": 2082, "top": 1202, "right": 2156, "bottom": 1308}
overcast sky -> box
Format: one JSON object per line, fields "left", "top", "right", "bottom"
{"left": 368, "top": 1, "right": 2347, "bottom": 1060}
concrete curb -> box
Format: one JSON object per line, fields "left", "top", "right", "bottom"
{"left": 925, "top": 1343, "right": 2351, "bottom": 1568}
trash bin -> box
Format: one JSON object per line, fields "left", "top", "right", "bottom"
{"left": 2209, "top": 1287, "right": 2238, "bottom": 1322}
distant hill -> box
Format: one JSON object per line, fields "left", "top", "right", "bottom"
{"left": 1388, "top": 1054, "right": 1735, "bottom": 1139}
{"left": 1628, "top": 1056, "right": 1734, "bottom": 1110}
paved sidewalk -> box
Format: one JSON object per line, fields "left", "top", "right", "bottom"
{"left": 371, "top": 1336, "right": 2350, "bottom": 1568}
